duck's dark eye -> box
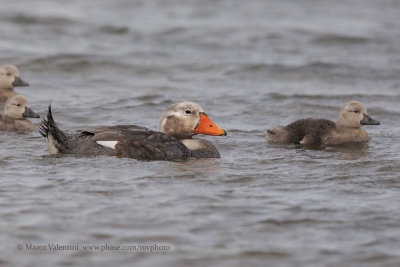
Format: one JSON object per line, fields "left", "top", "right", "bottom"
{"left": 6, "top": 73, "right": 11, "bottom": 76}
{"left": 354, "top": 110, "right": 359, "bottom": 113}
{"left": 185, "top": 110, "right": 191, "bottom": 114}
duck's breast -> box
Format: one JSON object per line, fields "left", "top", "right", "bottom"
{"left": 181, "top": 139, "right": 221, "bottom": 158}
{"left": 0, "top": 117, "right": 35, "bottom": 132}
{"left": 14, "top": 120, "right": 35, "bottom": 132}
{"left": 322, "top": 128, "right": 370, "bottom": 145}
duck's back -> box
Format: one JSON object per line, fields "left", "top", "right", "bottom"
{"left": 284, "top": 118, "right": 336, "bottom": 145}
{"left": 62, "top": 125, "right": 192, "bottom": 160}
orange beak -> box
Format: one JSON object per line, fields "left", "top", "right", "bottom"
{"left": 194, "top": 113, "right": 227, "bottom": 136}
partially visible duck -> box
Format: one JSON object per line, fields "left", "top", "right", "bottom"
{"left": 266, "top": 101, "right": 380, "bottom": 146}
{"left": 0, "top": 65, "right": 29, "bottom": 103}
{"left": 39, "top": 101, "right": 227, "bottom": 160}
{"left": 0, "top": 95, "right": 40, "bottom": 132}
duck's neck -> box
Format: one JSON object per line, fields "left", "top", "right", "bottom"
{"left": 0, "top": 87, "right": 15, "bottom": 94}
{"left": 336, "top": 124, "right": 362, "bottom": 132}
{"left": 0, "top": 89, "right": 16, "bottom": 102}
{"left": 3, "top": 115, "right": 25, "bottom": 121}
{"left": 180, "top": 138, "right": 206, "bottom": 151}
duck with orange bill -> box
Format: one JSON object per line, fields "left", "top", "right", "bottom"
{"left": 39, "top": 101, "right": 227, "bottom": 160}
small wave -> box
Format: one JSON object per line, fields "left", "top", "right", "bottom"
{"left": 224, "top": 61, "right": 400, "bottom": 81}
{"left": 24, "top": 54, "right": 127, "bottom": 69}
{"left": 157, "top": 26, "right": 187, "bottom": 36}
{"left": 259, "top": 218, "right": 329, "bottom": 226}
{"left": 312, "top": 34, "right": 370, "bottom": 45}
{"left": 224, "top": 61, "right": 338, "bottom": 75}
{"left": 5, "top": 14, "right": 78, "bottom": 26}
{"left": 265, "top": 92, "right": 400, "bottom": 101}
{"left": 238, "top": 250, "right": 290, "bottom": 257}
{"left": 368, "top": 107, "right": 400, "bottom": 116}
{"left": 99, "top": 25, "right": 129, "bottom": 34}
{"left": 23, "top": 54, "right": 170, "bottom": 76}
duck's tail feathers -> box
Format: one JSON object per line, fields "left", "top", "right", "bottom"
{"left": 39, "top": 105, "right": 71, "bottom": 154}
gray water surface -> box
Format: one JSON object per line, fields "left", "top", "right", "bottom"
{"left": 1, "top": 0, "right": 400, "bottom": 266}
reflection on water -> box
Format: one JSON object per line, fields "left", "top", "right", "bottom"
{"left": 324, "top": 143, "right": 371, "bottom": 160}
{"left": 175, "top": 159, "right": 222, "bottom": 173}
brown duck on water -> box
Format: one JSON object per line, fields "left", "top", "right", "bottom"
{"left": 0, "top": 95, "right": 40, "bottom": 132}
{"left": 0, "top": 65, "right": 29, "bottom": 103}
{"left": 39, "top": 101, "right": 227, "bottom": 160}
{"left": 266, "top": 101, "right": 380, "bottom": 146}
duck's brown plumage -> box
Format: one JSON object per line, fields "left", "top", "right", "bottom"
{"left": 39, "top": 102, "right": 226, "bottom": 160}
{"left": 269, "top": 118, "right": 336, "bottom": 146}
{"left": 84, "top": 125, "right": 191, "bottom": 159}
